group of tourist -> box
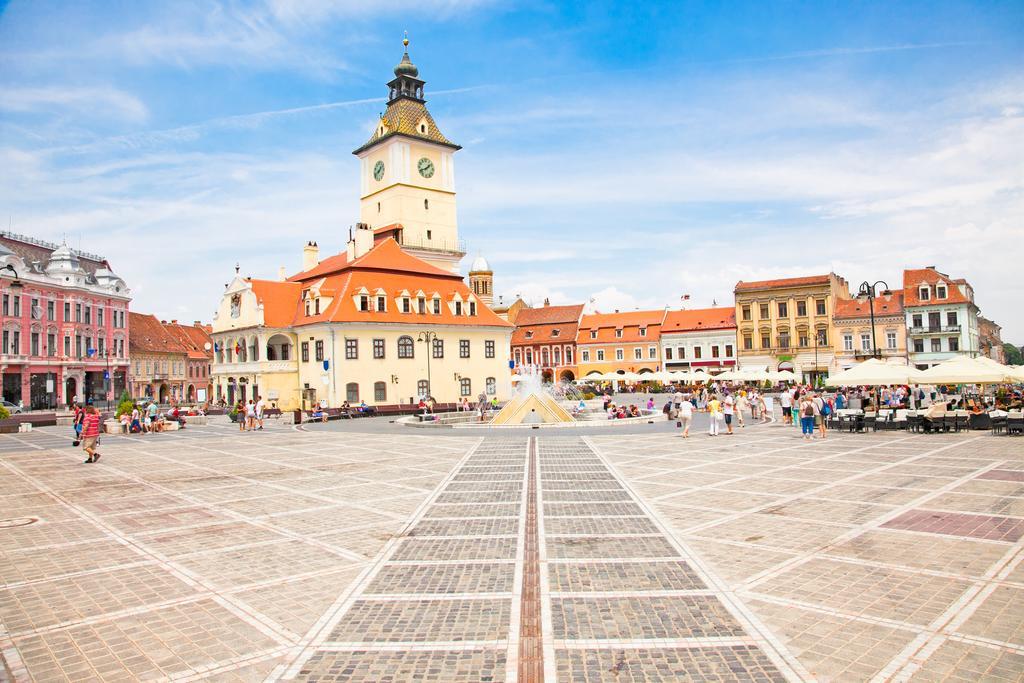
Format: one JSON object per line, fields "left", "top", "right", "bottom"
{"left": 235, "top": 397, "right": 267, "bottom": 430}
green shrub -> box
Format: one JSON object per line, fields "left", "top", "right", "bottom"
{"left": 115, "top": 399, "right": 135, "bottom": 418}
{"left": 0, "top": 405, "right": 9, "bottom": 420}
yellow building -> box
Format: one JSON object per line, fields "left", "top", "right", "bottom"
{"left": 210, "top": 40, "right": 512, "bottom": 410}
{"left": 734, "top": 274, "right": 852, "bottom": 383}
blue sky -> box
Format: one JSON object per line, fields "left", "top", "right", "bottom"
{"left": 1, "top": 1, "right": 1022, "bottom": 339}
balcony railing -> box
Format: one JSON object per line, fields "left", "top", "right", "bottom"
{"left": 909, "top": 325, "right": 960, "bottom": 335}
{"left": 398, "top": 234, "right": 467, "bottom": 255}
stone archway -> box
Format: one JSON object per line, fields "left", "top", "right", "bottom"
{"left": 158, "top": 384, "right": 169, "bottom": 404}
{"left": 559, "top": 370, "right": 576, "bottom": 382}
{"left": 186, "top": 384, "right": 195, "bottom": 402}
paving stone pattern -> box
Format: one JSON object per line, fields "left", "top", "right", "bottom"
{"left": 1, "top": 421, "right": 1022, "bottom": 681}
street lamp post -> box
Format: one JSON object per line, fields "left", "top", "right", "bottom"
{"left": 857, "top": 280, "right": 890, "bottom": 359}
{"left": 417, "top": 331, "right": 438, "bottom": 399}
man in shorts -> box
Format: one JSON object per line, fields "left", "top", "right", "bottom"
{"left": 779, "top": 390, "right": 793, "bottom": 424}
{"left": 81, "top": 405, "right": 102, "bottom": 463}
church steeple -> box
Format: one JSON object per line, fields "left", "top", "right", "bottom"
{"left": 388, "top": 35, "right": 425, "bottom": 104}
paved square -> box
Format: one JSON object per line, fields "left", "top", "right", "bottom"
{"left": 0, "top": 420, "right": 1022, "bottom": 681}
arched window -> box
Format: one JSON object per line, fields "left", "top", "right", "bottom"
{"left": 460, "top": 378, "right": 472, "bottom": 396}
{"left": 398, "top": 335, "right": 414, "bottom": 358}
{"left": 249, "top": 337, "right": 259, "bottom": 362}
{"left": 346, "top": 382, "right": 359, "bottom": 402}
{"left": 417, "top": 379, "right": 429, "bottom": 397}
{"left": 374, "top": 381, "right": 387, "bottom": 402}
{"left": 486, "top": 377, "right": 496, "bottom": 395}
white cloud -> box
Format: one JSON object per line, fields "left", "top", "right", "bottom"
{"left": 0, "top": 86, "right": 148, "bottom": 122}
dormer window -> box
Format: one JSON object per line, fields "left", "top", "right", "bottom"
{"left": 433, "top": 298, "right": 441, "bottom": 314}
{"left": 469, "top": 301, "right": 476, "bottom": 316}
{"left": 639, "top": 327, "right": 647, "bottom": 337}
{"left": 525, "top": 331, "right": 534, "bottom": 339}
{"left": 420, "top": 123, "right": 427, "bottom": 133}
{"left": 919, "top": 286, "right": 930, "bottom": 301}
{"left": 937, "top": 285, "right": 947, "bottom": 299}
{"left": 590, "top": 330, "right": 597, "bottom": 339}
{"left": 552, "top": 329, "right": 560, "bottom": 337}
{"left": 418, "top": 297, "right": 426, "bottom": 314}
{"left": 615, "top": 329, "right": 623, "bottom": 338}
{"left": 455, "top": 301, "right": 463, "bottom": 316}
{"left": 402, "top": 297, "right": 411, "bottom": 313}
{"left": 359, "top": 295, "right": 369, "bottom": 312}
{"left": 377, "top": 295, "right": 386, "bottom": 311}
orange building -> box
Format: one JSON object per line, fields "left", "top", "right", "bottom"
{"left": 576, "top": 310, "right": 667, "bottom": 377}
{"left": 510, "top": 302, "right": 584, "bottom": 382}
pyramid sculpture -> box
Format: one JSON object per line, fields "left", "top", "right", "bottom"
{"left": 491, "top": 389, "right": 575, "bottom": 425}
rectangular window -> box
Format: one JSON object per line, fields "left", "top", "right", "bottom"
{"left": 432, "top": 299, "right": 440, "bottom": 314}
{"left": 615, "top": 329, "right": 623, "bottom": 338}
{"left": 359, "top": 295, "right": 369, "bottom": 311}
{"left": 418, "top": 297, "right": 426, "bottom": 314}
{"left": 566, "top": 347, "right": 573, "bottom": 364}
{"left": 693, "top": 346, "right": 702, "bottom": 359}
{"left": 743, "top": 336, "right": 752, "bottom": 350}
{"left": 485, "top": 340, "right": 495, "bottom": 358}
{"left": 432, "top": 338, "right": 444, "bottom": 358}
{"left": 75, "top": 303, "right": 81, "bottom": 322}
{"left": 843, "top": 334, "right": 853, "bottom": 351}
{"left": 914, "top": 339, "right": 924, "bottom": 353}
{"left": 84, "top": 306, "right": 91, "bottom": 324}
{"left": 818, "top": 330, "right": 827, "bottom": 345}
{"left": 919, "top": 287, "right": 930, "bottom": 301}
{"left": 649, "top": 345, "right": 657, "bottom": 359}
{"left": 816, "top": 299, "right": 826, "bottom": 316}
{"left": 97, "top": 307, "right": 104, "bottom": 326}
{"left": 677, "top": 346, "right": 685, "bottom": 358}
{"left": 741, "top": 305, "right": 751, "bottom": 321}
{"left": 30, "top": 332, "right": 40, "bottom": 356}
{"left": 778, "top": 302, "right": 788, "bottom": 318}
{"left": 459, "top": 339, "right": 470, "bottom": 358}
{"left": 377, "top": 295, "right": 386, "bottom": 311}
{"left": 761, "top": 335, "right": 770, "bottom": 349}
{"left": 486, "top": 377, "right": 496, "bottom": 395}
{"left": 615, "top": 349, "right": 624, "bottom": 361}
{"left": 886, "top": 332, "right": 897, "bottom": 349}
{"left": 590, "top": 330, "right": 597, "bottom": 339}
{"left": 75, "top": 335, "right": 82, "bottom": 357}
{"left": 948, "top": 337, "right": 959, "bottom": 352}
{"left": 639, "top": 327, "right": 647, "bottom": 337}
{"left": 633, "top": 347, "right": 642, "bottom": 360}
{"left": 64, "top": 302, "right": 71, "bottom": 321}
{"left": 13, "top": 296, "right": 20, "bottom": 317}
{"left": 1, "top": 294, "right": 7, "bottom": 316}
{"left": 402, "top": 298, "right": 410, "bottom": 313}
{"left": 665, "top": 347, "right": 673, "bottom": 360}
{"left": 937, "top": 286, "right": 947, "bottom": 299}
{"left": 301, "top": 341, "right": 309, "bottom": 362}
{"left": 315, "top": 340, "right": 324, "bottom": 361}
{"left": 373, "top": 338, "right": 385, "bottom": 359}
{"left": 596, "top": 350, "right": 605, "bottom": 361}
{"left": 912, "top": 313, "right": 922, "bottom": 328}
{"left": 946, "top": 311, "right": 958, "bottom": 327}
{"left": 581, "top": 350, "right": 590, "bottom": 362}
{"left": 64, "top": 336, "right": 71, "bottom": 356}
{"left": 778, "top": 333, "right": 790, "bottom": 350}
{"left": 799, "top": 334, "right": 808, "bottom": 348}
{"left": 345, "top": 338, "right": 358, "bottom": 360}
{"left": 469, "top": 301, "right": 476, "bottom": 316}
{"left": 98, "top": 337, "right": 105, "bottom": 356}
{"left": 31, "top": 298, "right": 40, "bottom": 318}
{"left": 460, "top": 378, "right": 472, "bottom": 397}
{"left": 861, "top": 334, "right": 871, "bottom": 351}
{"left": 455, "top": 301, "right": 462, "bottom": 315}
{"left": 930, "top": 338, "right": 941, "bottom": 352}
{"left": 725, "top": 344, "right": 733, "bottom": 357}
{"left": 797, "top": 300, "right": 807, "bottom": 317}
{"left": 759, "top": 303, "right": 769, "bottom": 319}
{"left": 711, "top": 345, "right": 720, "bottom": 358}
{"left": 47, "top": 333, "right": 56, "bottom": 357}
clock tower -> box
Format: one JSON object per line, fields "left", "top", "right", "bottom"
{"left": 353, "top": 38, "right": 464, "bottom": 273}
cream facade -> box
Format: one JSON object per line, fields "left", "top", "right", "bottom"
{"left": 735, "top": 274, "right": 852, "bottom": 383}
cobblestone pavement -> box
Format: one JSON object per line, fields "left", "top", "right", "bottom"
{"left": 0, "top": 420, "right": 1021, "bottom": 681}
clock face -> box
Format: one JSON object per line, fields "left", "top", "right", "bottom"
{"left": 373, "top": 160, "right": 385, "bottom": 181}
{"left": 417, "top": 157, "right": 435, "bottom": 178}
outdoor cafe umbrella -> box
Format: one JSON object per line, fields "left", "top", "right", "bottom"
{"left": 689, "top": 369, "right": 712, "bottom": 382}
{"left": 768, "top": 370, "right": 799, "bottom": 383}
{"left": 825, "top": 358, "right": 923, "bottom": 387}
{"left": 918, "top": 356, "right": 1018, "bottom": 385}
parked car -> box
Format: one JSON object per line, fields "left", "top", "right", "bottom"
{"left": 0, "top": 400, "right": 23, "bottom": 414}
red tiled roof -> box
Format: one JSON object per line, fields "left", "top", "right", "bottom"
{"left": 902, "top": 268, "right": 972, "bottom": 306}
{"left": 833, "top": 292, "right": 904, "bottom": 319}
{"left": 662, "top": 307, "right": 736, "bottom": 333}
{"left": 514, "top": 304, "right": 584, "bottom": 327}
{"left": 128, "top": 313, "right": 186, "bottom": 355}
{"left": 164, "top": 322, "right": 214, "bottom": 360}
{"left": 249, "top": 239, "right": 511, "bottom": 329}
{"left": 577, "top": 310, "right": 665, "bottom": 344}
{"left": 735, "top": 274, "right": 832, "bottom": 292}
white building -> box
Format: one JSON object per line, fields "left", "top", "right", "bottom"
{"left": 660, "top": 307, "right": 737, "bottom": 372}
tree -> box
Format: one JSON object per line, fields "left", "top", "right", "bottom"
{"left": 1004, "top": 343, "right": 1023, "bottom": 366}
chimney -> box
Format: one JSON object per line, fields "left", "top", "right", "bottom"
{"left": 171, "top": 319, "right": 178, "bottom": 324}
{"left": 354, "top": 222, "right": 374, "bottom": 259}
{"left": 193, "top": 320, "right": 201, "bottom": 326}
{"left": 278, "top": 265, "right": 287, "bottom": 281}
{"left": 303, "top": 241, "right": 319, "bottom": 272}
{"left": 543, "top": 298, "right": 550, "bottom": 307}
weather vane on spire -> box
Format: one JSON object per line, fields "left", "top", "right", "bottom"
{"left": 403, "top": 31, "right": 409, "bottom": 49}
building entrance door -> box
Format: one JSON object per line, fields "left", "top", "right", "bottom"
{"left": 65, "top": 377, "right": 77, "bottom": 406}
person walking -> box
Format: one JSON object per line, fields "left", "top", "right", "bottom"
{"left": 799, "top": 395, "right": 817, "bottom": 441}
{"left": 735, "top": 392, "right": 748, "bottom": 428}
{"left": 81, "top": 405, "right": 102, "bottom": 463}
{"left": 236, "top": 400, "right": 246, "bottom": 431}
{"left": 707, "top": 394, "right": 722, "bottom": 436}
{"left": 245, "top": 400, "right": 257, "bottom": 430}
{"left": 71, "top": 401, "right": 85, "bottom": 446}
{"left": 779, "top": 389, "right": 793, "bottom": 425}
{"left": 723, "top": 393, "right": 735, "bottom": 435}
{"left": 814, "top": 392, "right": 829, "bottom": 439}
{"left": 255, "top": 395, "right": 265, "bottom": 430}
{"left": 677, "top": 394, "right": 693, "bottom": 438}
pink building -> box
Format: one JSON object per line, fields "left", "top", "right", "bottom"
{"left": 0, "top": 233, "right": 131, "bottom": 410}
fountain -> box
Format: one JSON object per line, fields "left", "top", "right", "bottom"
{"left": 491, "top": 365, "right": 575, "bottom": 425}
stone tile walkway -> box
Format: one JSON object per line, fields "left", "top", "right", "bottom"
{"left": 0, "top": 422, "right": 1021, "bottom": 681}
